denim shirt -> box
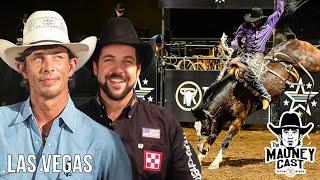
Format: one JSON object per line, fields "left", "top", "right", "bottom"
{"left": 0, "top": 97, "right": 132, "bottom": 180}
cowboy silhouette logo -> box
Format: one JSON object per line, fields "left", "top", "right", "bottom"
{"left": 265, "top": 111, "right": 316, "bottom": 177}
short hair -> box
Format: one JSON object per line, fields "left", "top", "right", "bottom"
{"left": 15, "top": 45, "right": 76, "bottom": 62}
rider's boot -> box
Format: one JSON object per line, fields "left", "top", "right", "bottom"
{"left": 256, "top": 83, "right": 271, "bottom": 110}
{"left": 244, "top": 72, "right": 271, "bottom": 110}
{"left": 261, "top": 98, "right": 270, "bottom": 110}
{"left": 228, "top": 67, "right": 237, "bottom": 76}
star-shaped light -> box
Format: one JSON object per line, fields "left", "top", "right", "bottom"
{"left": 306, "top": 82, "right": 312, "bottom": 89}
{"left": 311, "top": 100, "right": 317, "bottom": 107}
{"left": 147, "top": 96, "right": 153, "bottom": 102}
{"left": 284, "top": 79, "right": 319, "bottom": 115}
{"left": 283, "top": 99, "right": 289, "bottom": 106}
{"left": 215, "top": 0, "right": 225, "bottom": 3}
{"left": 135, "top": 78, "right": 154, "bottom": 99}
{"left": 143, "top": 78, "right": 148, "bottom": 85}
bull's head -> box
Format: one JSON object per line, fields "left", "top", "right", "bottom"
{"left": 192, "top": 105, "right": 215, "bottom": 155}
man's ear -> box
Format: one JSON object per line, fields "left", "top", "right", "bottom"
{"left": 68, "top": 58, "right": 77, "bottom": 77}
{"left": 137, "top": 64, "right": 141, "bottom": 77}
{"left": 16, "top": 61, "right": 27, "bottom": 79}
{"left": 93, "top": 60, "right": 98, "bottom": 76}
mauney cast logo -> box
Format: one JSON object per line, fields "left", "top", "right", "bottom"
{"left": 265, "top": 111, "right": 316, "bottom": 177}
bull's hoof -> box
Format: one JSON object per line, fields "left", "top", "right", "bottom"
{"left": 197, "top": 153, "right": 206, "bottom": 166}
{"left": 208, "top": 162, "right": 220, "bottom": 170}
{"left": 200, "top": 149, "right": 207, "bottom": 155}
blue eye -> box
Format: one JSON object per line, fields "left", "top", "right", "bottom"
{"left": 34, "top": 56, "right": 43, "bottom": 61}
{"left": 54, "top": 55, "right": 63, "bottom": 61}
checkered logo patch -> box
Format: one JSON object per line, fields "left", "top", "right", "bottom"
{"left": 144, "top": 150, "right": 162, "bottom": 171}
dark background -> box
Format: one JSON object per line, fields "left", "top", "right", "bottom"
{"left": 1, "top": 0, "right": 319, "bottom": 41}
{"left": 0, "top": 0, "right": 319, "bottom": 105}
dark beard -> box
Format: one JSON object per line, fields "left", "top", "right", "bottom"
{"left": 99, "top": 81, "right": 134, "bottom": 101}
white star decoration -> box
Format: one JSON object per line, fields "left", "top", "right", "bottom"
{"left": 306, "top": 82, "right": 312, "bottom": 89}
{"left": 143, "top": 78, "right": 148, "bottom": 85}
{"left": 284, "top": 79, "right": 319, "bottom": 116}
{"left": 147, "top": 96, "right": 153, "bottom": 102}
{"left": 135, "top": 78, "right": 154, "bottom": 100}
{"left": 311, "top": 100, "right": 317, "bottom": 107}
{"left": 283, "top": 99, "right": 289, "bottom": 106}
{"left": 215, "top": 0, "right": 225, "bottom": 3}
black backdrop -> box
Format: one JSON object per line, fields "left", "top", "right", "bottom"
{"left": 159, "top": 0, "right": 274, "bottom": 9}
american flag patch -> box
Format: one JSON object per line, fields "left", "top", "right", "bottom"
{"left": 142, "top": 128, "right": 160, "bottom": 139}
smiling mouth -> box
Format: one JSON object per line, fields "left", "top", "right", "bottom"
{"left": 109, "top": 78, "right": 126, "bottom": 83}
{"left": 40, "top": 78, "right": 59, "bottom": 84}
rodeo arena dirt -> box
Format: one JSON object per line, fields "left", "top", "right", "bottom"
{"left": 1, "top": 0, "right": 320, "bottom": 179}
{"left": 185, "top": 128, "right": 320, "bottom": 179}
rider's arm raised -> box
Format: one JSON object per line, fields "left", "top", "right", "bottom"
{"left": 267, "top": 0, "right": 285, "bottom": 28}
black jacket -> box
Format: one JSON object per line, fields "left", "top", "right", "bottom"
{"left": 79, "top": 97, "right": 201, "bottom": 180}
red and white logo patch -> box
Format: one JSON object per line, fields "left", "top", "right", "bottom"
{"left": 144, "top": 150, "right": 162, "bottom": 171}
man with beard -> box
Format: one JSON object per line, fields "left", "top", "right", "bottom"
{"left": 0, "top": 10, "right": 131, "bottom": 179}
{"left": 79, "top": 17, "right": 201, "bottom": 180}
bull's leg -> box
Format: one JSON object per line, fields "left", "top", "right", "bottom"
{"left": 197, "top": 132, "right": 219, "bottom": 165}
{"left": 197, "top": 116, "right": 226, "bottom": 165}
{"left": 208, "top": 117, "right": 244, "bottom": 170}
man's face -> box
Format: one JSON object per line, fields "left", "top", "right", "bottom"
{"left": 281, "top": 128, "right": 300, "bottom": 147}
{"left": 16, "top": 46, "right": 77, "bottom": 99}
{"left": 251, "top": 20, "right": 261, "bottom": 28}
{"left": 94, "top": 44, "right": 141, "bottom": 101}
{"left": 116, "top": 9, "right": 125, "bottom": 17}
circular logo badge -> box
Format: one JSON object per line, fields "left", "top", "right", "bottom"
{"left": 175, "top": 81, "right": 202, "bottom": 111}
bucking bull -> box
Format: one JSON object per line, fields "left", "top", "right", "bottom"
{"left": 192, "top": 39, "right": 320, "bottom": 169}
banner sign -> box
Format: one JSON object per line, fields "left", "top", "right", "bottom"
{"left": 164, "top": 70, "right": 269, "bottom": 123}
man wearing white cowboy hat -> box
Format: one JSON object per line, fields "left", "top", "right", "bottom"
{"left": 79, "top": 17, "right": 201, "bottom": 180}
{"left": 227, "top": 0, "right": 285, "bottom": 110}
{"left": 0, "top": 10, "right": 131, "bottom": 179}
{"left": 267, "top": 111, "right": 314, "bottom": 148}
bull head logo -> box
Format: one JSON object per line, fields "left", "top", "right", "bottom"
{"left": 180, "top": 88, "right": 198, "bottom": 107}
{"left": 175, "top": 81, "right": 202, "bottom": 111}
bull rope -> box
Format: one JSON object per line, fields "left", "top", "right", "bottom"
{"left": 273, "top": 52, "right": 315, "bottom": 104}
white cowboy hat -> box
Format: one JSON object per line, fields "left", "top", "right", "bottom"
{"left": 0, "top": 10, "right": 97, "bottom": 72}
